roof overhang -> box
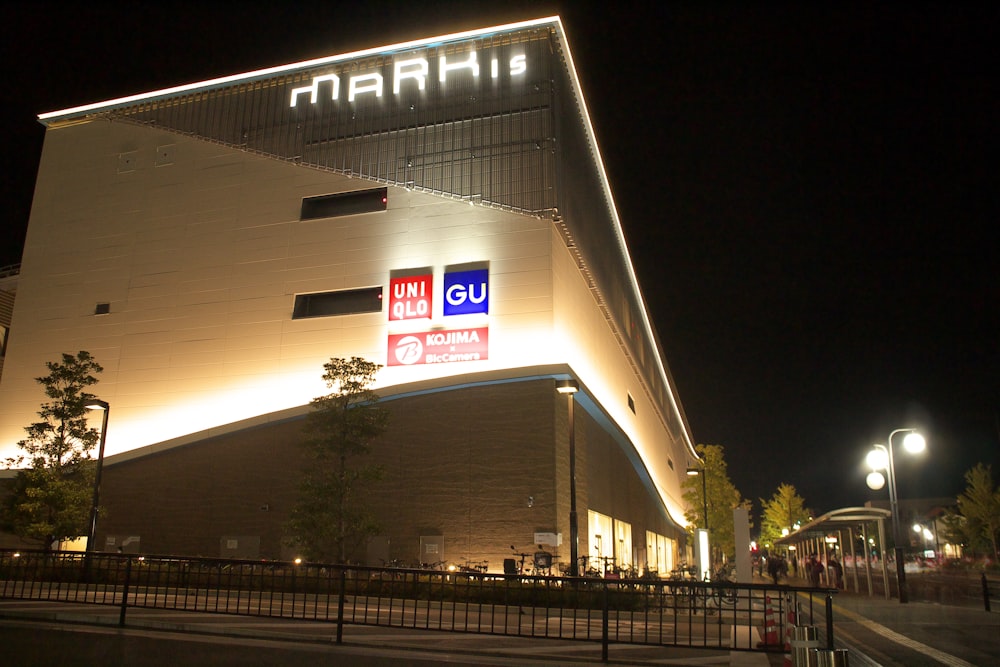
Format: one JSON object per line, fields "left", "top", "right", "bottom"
{"left": 774, "top": 506, "right": 891, "bottom": 546}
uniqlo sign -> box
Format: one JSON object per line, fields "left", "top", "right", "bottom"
{"left": 388, "top": 327, "right": 489, "bottom": 366}
{"left": 389, "top": 274, "right": 432, "bottom": 320}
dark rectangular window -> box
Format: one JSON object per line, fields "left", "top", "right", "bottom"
{"left": 293, "top": 287, "right": 383, "bottom": 319}
{"left": 300, "top": 188, "right": 387, "bottom": 221}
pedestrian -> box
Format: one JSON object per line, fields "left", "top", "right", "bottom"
{"left": 767, "top": 555, "right": 782, "bottom": 585}
{"left": 827, "top": 557, "right": 843, "bottom": 589}
{"left": 807, "top": 554, "right": 824, "bottom": 588}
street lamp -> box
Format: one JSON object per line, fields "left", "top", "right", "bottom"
{"left": 865, "top": 428, "right": 925, "bottom": 603}
{"left": 686, "top": 464, "right": 710, "bottom": 580}
{"left": 913, "top": 523, "right": 934, "bottom": 548}
{"left": 555, "top": 379, "right": 580, "bottom": 577}
{"left": 85, "top": 399, "right": 110, "bottom": 557}
{"left": 685, "top": 466, "right": 708, "bottom": 532}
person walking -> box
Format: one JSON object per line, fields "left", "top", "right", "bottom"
{"left": 827, "top": 557, "right": 843, "bottom": 589}
{"left": 767, "top": 555, "right": 783, "bottom": 585}
{"left": 807, "top": 554, "right": 824, "bottom": 588}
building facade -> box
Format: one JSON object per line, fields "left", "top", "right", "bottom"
{"left": 0, "top": 17, "right": 698, "bottom": 572}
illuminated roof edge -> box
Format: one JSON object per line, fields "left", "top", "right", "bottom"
{"left": 553, "top": 25, "right": 700, "bottom": 461}
{"left": 37, "top": 16, "right": 560, "bottom": 124}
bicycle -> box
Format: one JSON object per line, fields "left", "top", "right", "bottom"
{"left": 708, "top": 565, "right": 738, "bottom": 608}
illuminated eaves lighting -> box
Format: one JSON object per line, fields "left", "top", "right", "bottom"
{"left": 555, "top": 379, "right": 579, "bottom": 394}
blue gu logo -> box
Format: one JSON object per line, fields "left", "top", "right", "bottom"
{"left": 443, "top": 269, "right": 489, "bottom": 316}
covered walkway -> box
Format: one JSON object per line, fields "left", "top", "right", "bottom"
{"left": 774, "top": 506, "right": 895, "bottom": 598}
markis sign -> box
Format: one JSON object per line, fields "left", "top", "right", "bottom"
{"left": 290, "top": 49, "right": 527, "bottom": 107}
{"left": 387, "top": 268, "right": 490, "bottom": 366}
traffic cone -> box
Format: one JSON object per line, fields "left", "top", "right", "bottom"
{"left": 785, "top": 594, "right": 797, "bottom": 640}
{"left": 782, "top": 594, "right": 796, "bottom": 666}
{"left": 756, "top": 595, "right": 781, "bottom": 648}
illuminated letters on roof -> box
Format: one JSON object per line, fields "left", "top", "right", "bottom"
{"left": 289, "top": 52, "right": 527, "bottom": 107}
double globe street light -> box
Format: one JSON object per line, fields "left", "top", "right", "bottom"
{"left": 864, "top": 428, "right": 926, "bottom": 603}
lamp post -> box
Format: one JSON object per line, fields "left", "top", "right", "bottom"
{"left": 912, "top": 523, "right": 934, "bottom": 551}
{"left": 686, "top": 464, "right": 710, "bottom": 579}
{"left": 85, "top": 399, "right": 110, "bottom": 557}
{"left": 865, "top": 428, "right": 925, "bottom": 603}
{"left": 685, "top": 466, "right": 708, "bottom": 532}
{"left": 555, "top": 379, "right": 580, "bottom": 577}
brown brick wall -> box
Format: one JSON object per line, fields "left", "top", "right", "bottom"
{"left": 90, "top": 378, "right": 681, "bottom": 570}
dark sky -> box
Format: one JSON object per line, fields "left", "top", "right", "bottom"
{"left": 2, "top": 3, "right": 998, "bottom": 518}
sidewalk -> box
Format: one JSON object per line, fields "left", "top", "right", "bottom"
{"left": 805, "top": 587, "right": 1000, "bottom": 666}
{"left": 3, "top": 591, "right": 997, "bottom": 666}
{"left": 0, "top": 598, "right": 761, "bottom": 666}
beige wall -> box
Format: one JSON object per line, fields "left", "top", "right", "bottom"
{"left": 1, "top": 115, "right": 694, "bottom": 548}
{"left": 0, "top": 119, "right": 557, "bottom": 461}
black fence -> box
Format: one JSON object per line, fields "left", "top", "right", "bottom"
{"left": 0, "top": 549, "right": 836, "bottom": 660}
{"left": 983, "top": 574, "right": 1000, "bottom": 613}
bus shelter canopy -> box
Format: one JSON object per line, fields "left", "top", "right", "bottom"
{"left": 774, "top": 506, "right": 890, "bottom": 547}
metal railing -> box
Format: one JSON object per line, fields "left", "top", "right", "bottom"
{"left": 983, "top": 573, "right": 1000, "bottom": 612}
{"left": 1, "top": 549, "right": 836, "bottom": 660}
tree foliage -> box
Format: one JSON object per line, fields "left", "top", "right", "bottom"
{"left": 682, "top": 444, "right": 749, "bottom": 564}
{"left": 1, "top": 351, "right": 103, "bottom": 548}
{"left": 287, "top": 357, "right": 388, "bottom": 563}
{"left": 759, "top": 483, "right": 812, "bottom": 549}
{"left": 954, "top": 463, "right": 1000, "bottom": 560}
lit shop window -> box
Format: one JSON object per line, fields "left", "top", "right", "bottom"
{"left": 300, "top": 188, "right": 387, "bottom": 221}
{"left": 292, "top": 287, "right": 383, "bottom": 319}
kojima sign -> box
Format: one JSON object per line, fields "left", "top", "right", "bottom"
{"left": 388, "top": 327, "right": 488, "bottom": 366}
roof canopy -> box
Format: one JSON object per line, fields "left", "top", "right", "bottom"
{"left": 774, "top": 506, "right": 890, "bottom": 545}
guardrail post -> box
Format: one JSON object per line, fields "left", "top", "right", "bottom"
{"left": 336, "top": 567, "right": 347, "bottom": 644}
{"left": 118, "top": 557, "right": 132, "bottom": 627}
{"left": 824, "top": 592, "right": 834, "bottom": 649}
{"left": 601, "top": 583, "right": 609, "bottom": 662}
{"left": 983, "top": 573, "right": 991, "bottom": 612}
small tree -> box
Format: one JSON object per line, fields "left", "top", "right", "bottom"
{"left": 955, "top": 463, "right": 1000, "bottom": 561}
{"left": 1, "top": 351, "right": 103, "bottom": 549}
{"left": 287, "top": 357, "right": 388, "bottom": 563}
{"left": 682, "top": 444, "right": 749, "bottom": 566}
{"left": 759, "top": 483, "right": 812, "bottom": 550}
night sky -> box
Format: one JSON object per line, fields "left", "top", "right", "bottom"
{"left": 2, "top": 3, "right": 997, "bottom": 518}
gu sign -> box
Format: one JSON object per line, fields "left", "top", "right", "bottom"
{"left": 443, "top": 269, "right": 489, "bottom": 316}
{"left": 389, "top": 275, "right": 432, "bottom": 320}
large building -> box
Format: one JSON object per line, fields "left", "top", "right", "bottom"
{"left": 0, "top": 17, "right": 699, "bottom": 572}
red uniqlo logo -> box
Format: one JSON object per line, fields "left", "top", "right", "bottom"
{"left": 389, "top": 275, "right": 432, "bottom": 320}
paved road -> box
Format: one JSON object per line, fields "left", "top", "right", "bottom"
{"left": 1, "top": 590, "right": 997, "bottom": 666}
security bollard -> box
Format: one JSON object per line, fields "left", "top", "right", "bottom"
{"left": 791, "top": 626, "right": 820, "bottom": 666}
{"left": 809, "top": 648, "right": 849, "bottom": 666}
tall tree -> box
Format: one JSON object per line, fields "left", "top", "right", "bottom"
{"left": 682, "top": 444, "right": 749, "bottom": 566}
{"left": 1, "top": 351, "right": 103, "bottom": 549}
{"left": 955, "top": 463, "right": 1000, "bottom": 560}
{"left": 759, "top": 483, "right": 812, "bottom": 550}
{"left": 287, "top": 357, "right": 388, "bottom": 563}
